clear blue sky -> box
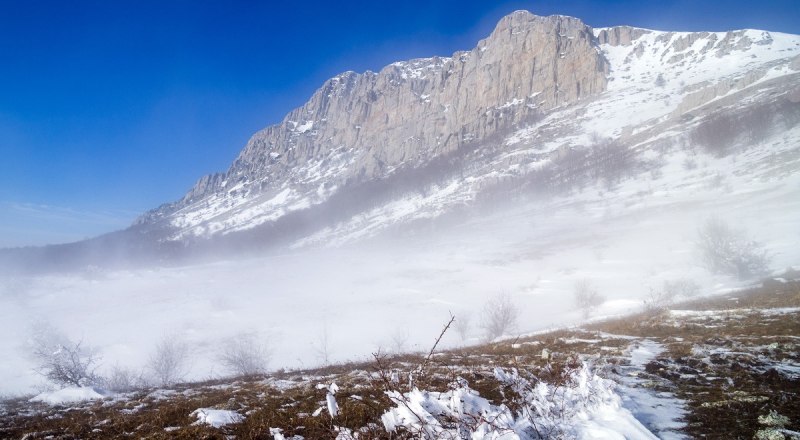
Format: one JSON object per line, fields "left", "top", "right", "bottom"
{"left": 1, "top": 0, "right": 798, "bottom": 247}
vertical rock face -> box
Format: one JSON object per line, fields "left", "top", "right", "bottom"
{"left": 596, "top": 26, "right": 652, "bottom": 46}
{"left": 139, "top": 11, "right": 609, "bottom": 229}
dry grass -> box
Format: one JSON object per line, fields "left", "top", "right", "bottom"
{"left": 1, "top": 278, "right": 798, "bottom": 439}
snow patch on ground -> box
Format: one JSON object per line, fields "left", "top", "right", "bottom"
{"left": 30, "top": 387, "right": 106, "bottom": 405}
{"left": 383, "top": 365, "right": 658, "bottom": 439}
{"left": 191, "top": 408, "right": 243, "bottom": 428}
{"left": 616, "top": 340, "right": 689, "bottom": 439}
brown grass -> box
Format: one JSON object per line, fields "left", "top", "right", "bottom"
{"left": 1, "top": 278, "right": 798, "bottom": 439}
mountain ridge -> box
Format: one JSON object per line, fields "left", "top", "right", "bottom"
{"left": 136, "top": 12, "right": 610, "bottom": 233}
{"left": 132, "top": 10, "right": 799, "bottom": 249}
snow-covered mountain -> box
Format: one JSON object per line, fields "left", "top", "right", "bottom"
{"left": 130, "top": 11, "right": 800, "bottom": 251}
{"left": 2, "top": 10, "right": 800, "bottom": 399}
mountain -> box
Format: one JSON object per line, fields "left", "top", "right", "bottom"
{"left": 136, "top": 13, "right": 608, "bottom": 239}
{"left": 2, "top": 9, "right": 800, "bottom": 406}
{"left": 3, "top": 10, "right": 800, "bottom": 271}
{"left": 134, "top": 11, "right": 799, "bottom": 247}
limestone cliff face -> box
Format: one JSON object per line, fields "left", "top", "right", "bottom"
{"left": 138, "top": 11, "right": 609, "bottom": 227}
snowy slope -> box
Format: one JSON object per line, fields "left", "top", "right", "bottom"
{"left": 287, "top": 27, "right": 800, "bottom": 247}
{"left": 153, "top": 25, "right": 798, "bottom": 244}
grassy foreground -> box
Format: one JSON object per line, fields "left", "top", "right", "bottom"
{"left": 1, "top": 278, "right": 798, "bottom": 439}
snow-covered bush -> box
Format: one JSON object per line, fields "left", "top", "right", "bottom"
{"left": 381, "top": 364, "right": 652, "bottom": 439}
{"left": 147, "top": 335, "right": 190, "bottom": 386}
{"left": 696, "top": 217, "right": 770, "bottom": 279}
{"left": 218, "top": 332, "right": 271, "bottom": 377}
{"left": 480, "top": 293, "right": 518, "bottom": 341}
{"left": 28, "top": 323, "right": 100, "bottom": 387}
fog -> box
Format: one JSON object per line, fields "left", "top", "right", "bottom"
{"left": 2, "top": 139, "right": 798, "bottom": 395}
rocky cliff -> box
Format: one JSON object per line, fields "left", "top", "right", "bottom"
{"left": 137, "top": 11, "right": 609, "bottom": 233}
{"left": 134, "top": 10, "right": 800, "bottom": 246}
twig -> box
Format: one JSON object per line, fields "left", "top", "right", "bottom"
{"left": 417, "top": 313, "right": 456, "bottom": 379}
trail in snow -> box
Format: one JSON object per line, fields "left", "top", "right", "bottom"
{"left": 615, "top": 339, "right": 689, "bottom": 440}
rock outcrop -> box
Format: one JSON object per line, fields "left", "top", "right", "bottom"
{"left": 138, "top": 11, "right": 609, "bottom": 226}
{"left": 595, "top": 26, "right": 651, "bottom": 46}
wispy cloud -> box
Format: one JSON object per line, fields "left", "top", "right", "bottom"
{"left": 0, "top": 201, "right": 142, "bottom": 248}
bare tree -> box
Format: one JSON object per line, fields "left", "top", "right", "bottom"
{"left": 218, "top": 332, "right": 271, "bottom": 377}
{"left": 390, "top": 327, "right": 410, "bottom": 354}
{"left": 480, "top": 293, "right": 519, "bottom": 341}
{"left": 99, "top": 364, "right": 145, "bottom": 392}
{"left": 662, "top": 278, "right": 701, "bottom": 298}
{"left": 27, "top": 322, "right": 100, "bottom": 387}
{"left": 696, "top": 217, "right": 770, "bottom": 279}
{"left": 454, "top": 312, "right": 472, "bottom": 342}
{"left": 643, "top": 287, "right": 676, "bottom": 314}
{"left": 573, "top": 280, "right": 606, "bottom": 319}
{"left": 147, "top": 335, "right": 190, "bottom": 387}
{"left": 313, "top": 325, "right": 332, "bottom": 366}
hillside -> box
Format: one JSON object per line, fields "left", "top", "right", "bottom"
{"left": 2, "top": 278, "right": 798, "bottom": 439}
{"left": 0, "top": 10, "right": 799, "bottom": 438}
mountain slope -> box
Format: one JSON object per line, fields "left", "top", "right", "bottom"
{"left": 131, "top": 11, "right": 800, "bottom": 252}
{"left": 136, "top": 12, "right": 609, "bottom": 239}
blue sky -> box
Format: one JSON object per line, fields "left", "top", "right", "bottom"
{"left": 1, "top": 0, "right": 798, "bottom": 247}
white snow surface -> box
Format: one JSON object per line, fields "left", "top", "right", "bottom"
{"left": 191, "top": 408, "right": 244, "bottom": 428}
{"left": 616, "top": 341, "right": 688, "bottom": 439}
{"left": 30, "top": 386, "right": 106, "bottom": 405}
{"left": 382, "top": 365, "right": 657, "bottom": 439}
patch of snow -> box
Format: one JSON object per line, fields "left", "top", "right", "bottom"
{"left": 295, "top": 121, "right": 314, "bottom": 134}
{"left": 616, "top": 340, "right": 689, "bottom": 439}
{"left": 383, "top": 365, "right": 657, "bottom": 438}
{"left": 30, "top": 386, "right": 106, "bottom": 405}
{"left": 191, "top": 408, "right": 244, "bottom": 428}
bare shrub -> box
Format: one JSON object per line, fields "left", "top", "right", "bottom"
{"left": 99, "top": 365, "right": 145, "bottom": 392}
{"left": 218, "top": 333, "right": 271, "bottom": 377}
{"left": 389, "top": 328, "right": 410, "bottom": 354}
{"left": 643, "top": 287, "right": 676, "bottom": 314}
{"left": 454, "top": 312, "right": 472, "bottom": 342}
{"left": 313, "top": 325, "right": 332, "bottom": 366}
{"left": 643, "top": 279, "right": 701, "bottom": 314}
{"left": 662, "top": 278, "right": 701, "bottom": 298}
{"left": 148, "top": 335, "right": 190, "bottom": 387}
{"left": 589, "top": 138, "right": 635, "bottom": 189}
{"left": 573, "top": 280, "right": 606, "bottom": 319}
{"left": 692, "top": 113, "right": 740, "bottom": 157}
{"left": 696, "top": 217, "right": 770, "bottom": 279}
{"left": 480, "top": 293, "right": 518, "bottom": 341}
{"left": 691, "top": 103, "right": 782, "bottom": 157}
{"left": 28, "top": 323, "right": 100, "bottom": 387}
